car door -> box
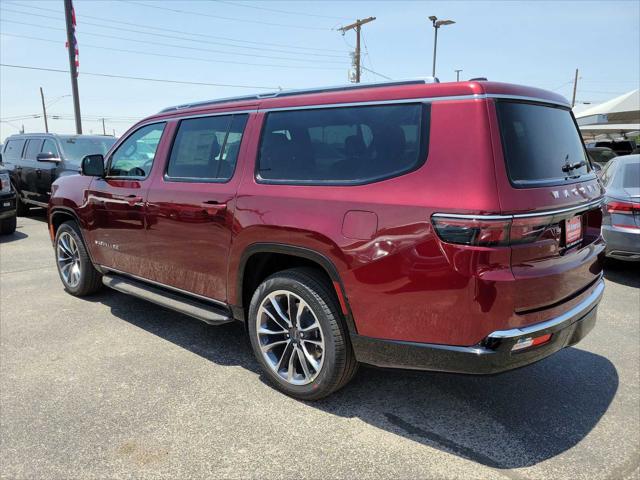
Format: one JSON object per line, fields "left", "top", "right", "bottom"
{"left": 1, "top": 139, "right": 27, "bottom": 193}
{"left": 34, "top": 138, "right": 61, "bottom": 204}
{"left": 143, "top": 112, "right": 251, "bottom": 302}
{"left": 85, "top": 122, "right": 167, "bottom": 275}
{"left": 21, "top": 138, "right": 45, "bottom": 205}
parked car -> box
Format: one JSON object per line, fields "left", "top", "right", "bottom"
{"left": 1, "top": 133, "right": 117, "bottom": 215}
{"left": 0, "top": 168, "right": 17, "bottom": 234}
{"left": 48, "top": 80, "right": 605, "bottom": 400}
{"left": 601, "top": 154, "right": 640, "bottom": 261}
{"left": 586, "top": 140, "right": 636, "bottom": 156}
{"left": 587, "top": 146, "right": 617, "bottom": 166}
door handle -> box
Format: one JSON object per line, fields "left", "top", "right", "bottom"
{"left": 113, "top": 194, "right": 143, "bottom": 206}
{"left": 201, "top": 201, "right": 227, "bottom": 215}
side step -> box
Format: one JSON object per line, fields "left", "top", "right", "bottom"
{"left": 102, "top": 274, "right": 233, "bottom": 325}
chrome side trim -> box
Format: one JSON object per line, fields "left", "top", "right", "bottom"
{"left": 98, "top": 265, "right": 228, "bottom": 308}
{"left": 432, "top": 198, "right": 603, "bottom": 221}
{"left": 488, "top": 279, "right": 604, "bottom": 340}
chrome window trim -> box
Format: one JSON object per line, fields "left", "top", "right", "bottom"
{"left": 432, "top": 198, "right": 603, "bottom": 221}
{"left": 487, "top": 279, "right": 604, "bottom": 340}
{"left": 99, "top": 266, "right": 228, "bottom": 308}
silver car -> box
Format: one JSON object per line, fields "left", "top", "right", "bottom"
{"left": 601, "top": 154, "right": 640, "bottom": 261}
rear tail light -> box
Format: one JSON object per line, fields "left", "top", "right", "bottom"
{"left": 607, "top": 200, "right": 640, "bottom": 215}
{"left": 432, "top": 215, "right": 555, "bottom": 247}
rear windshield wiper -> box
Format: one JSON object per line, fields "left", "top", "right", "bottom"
{"left": 562, "top": 160, "right": 586, "bottom": 173}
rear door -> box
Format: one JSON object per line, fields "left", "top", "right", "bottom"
{"left": 1, "top": 139, "right": 27, "bottom": 192}
{"left": 144, "top": 112, "right": 251, "bottom": 302}
{"left": 490, "top": 99, "right": 604, "bottom": 314}
{"left": 85, "top": 122, "right": 166, "bottom": 275}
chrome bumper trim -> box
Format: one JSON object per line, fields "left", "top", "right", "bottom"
{"left": 488, "top": 279, "right": 605, "bottom": 340}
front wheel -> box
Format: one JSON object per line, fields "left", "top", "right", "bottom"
{"left": 247, "top": 268, "right": 357, "bottom": 400}
{"left": 54, "top": 221, "right": 102, "bottom": 296}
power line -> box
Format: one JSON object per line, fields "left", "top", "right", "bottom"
{"left": 0, "top": 18, "right": 345, "bottom": 65}
{"left": 127, "top": 1, "right": 332, "bottom": 31}
{"left": 0, "top": 63, "right": 282, "bottom": 90}
{"left": 361, "top": 66, "right": 392, "bottom": 81}
{"left": 213, "top": 0, "right": 350, "bottom": 20}
{"left": 1, "top": 6, "right": 346, "bottom": 59}
{"left": 0, "top": 32, "right": 345, "bottom": 71}
{"left": 5, "top": 1, "right": 346, "bottom": 53}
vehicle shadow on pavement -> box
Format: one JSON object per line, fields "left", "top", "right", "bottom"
{"left": 604, "top": 260, "right": 640, "bottom": 288}
{"left": 0, "top": 230, "right": 28, "bottom": 243}
{"left": 92, "top": 290, "right": 618, "bottom": 470}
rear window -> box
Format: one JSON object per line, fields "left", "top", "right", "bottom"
{"left": 257, "top": 103, "right": 428, "bottom": 184}
{"left": 496, "top": 101, "right": 592, "bottom": 186}
{"left": 2, "top": 139, "right": 26, "bottom": 162}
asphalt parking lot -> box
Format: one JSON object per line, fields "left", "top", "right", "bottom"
{"left": 1, "top": 214, "right": 639, "bottom": 480}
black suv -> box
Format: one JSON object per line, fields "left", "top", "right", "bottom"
{"left": 1, "top": 133, "right": 116, "bottom": 214}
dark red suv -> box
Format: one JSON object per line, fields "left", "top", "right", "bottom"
{"left": 48, "top": 80, "right": 605, "bottom": 399}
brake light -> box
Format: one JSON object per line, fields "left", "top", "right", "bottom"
{"left": 432, "top": 215, "right": 554, "bottom": 247}
{"left": 607, "top": 200, "right": 640, "bottom": 214}
{"left": 431, "top": 218, "right": 510, "bottom": 246}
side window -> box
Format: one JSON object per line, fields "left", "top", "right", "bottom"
{"left": 108, "top": 123, "right": 165, "bottom": 178}
{"left": 167, "top": 114, "right": 248, "bottom": 181}
{"left": 24, "top": 139, "right": 44, "bottom": 160}
{"left": 2, "top": 139, "right": 26, "bottom": 162}
{"left": 257, "top": 103, "right": 427, "bottom": 184}
{"left": 41, "top": 139, "right": 59, "bottom": 157}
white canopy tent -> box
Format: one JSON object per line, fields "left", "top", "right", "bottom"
{"left": 579, "top": 123, "right": 640, "bottom": 141}
{"left": 575, "top": 89, "right": 639, "bottom": 125}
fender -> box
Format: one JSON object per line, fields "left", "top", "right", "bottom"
{"left": 235, "top": 242, "right": 357, "bottom": 334}
{"left": 49, "top": 206, "right": 102, "bottom": 271}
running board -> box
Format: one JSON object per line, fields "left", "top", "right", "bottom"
{"left": 102, "top": 274, "right": 233, "bottom": 325}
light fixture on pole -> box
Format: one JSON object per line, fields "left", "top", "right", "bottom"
{"left": 428, "top": 15, "right": 455, "bottom": 78}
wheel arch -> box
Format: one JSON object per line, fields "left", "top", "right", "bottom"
{"left": 234, "top": 243, "right": 356, "bottom": 334}
{"left": 49, "top": 207, "right": 99, "bottom": 269}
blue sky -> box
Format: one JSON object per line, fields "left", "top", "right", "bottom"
{"left": 1, "top": 0, "right": 639, "bottom": 139}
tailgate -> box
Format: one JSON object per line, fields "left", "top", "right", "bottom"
{"left": 490, "top": 98, "right": 605, "bottom": 314}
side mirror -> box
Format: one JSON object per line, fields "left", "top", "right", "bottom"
{"left": 81, "top": 154, "right": 105, "bottom": 177}
{"left": 37, "top": 152, "right": 61, "bottom": 163}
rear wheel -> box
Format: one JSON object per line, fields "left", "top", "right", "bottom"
{"left": 54, "top": 221, "right": 102, "bottom": 296}
{"left": 0, "top": 214, "right": 16, "bottom": 235}
{"left": 247, "top": 268, "right": 357, "bottom": 400}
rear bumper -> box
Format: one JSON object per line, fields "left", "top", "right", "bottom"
{"left": 352, "top": 278, "right": 604, "bottom": 374}
{"left": 603, "top": 225, "right": 640, "bottom": 261}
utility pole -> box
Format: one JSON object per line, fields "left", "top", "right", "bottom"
{"left": 102, "top": 118, "right": 106, "bottom": 135}
{"left": 455, "top": 69, "right": 463, "bottom": 81}
{"left": 571, "top": 68, "right": 579, "bottom": 108}
{"left": 64, "top": 0, "right": 82, "bottom": 134}
{"left": 39, "top": 87, "right": 49, "bottom": 133}
{"left": 338, "top": 17, "right": 376, "bottom": 83}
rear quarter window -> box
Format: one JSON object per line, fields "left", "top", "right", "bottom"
{"left": 257, "top": 103, "right": 429, "bottom": 185}
{"left": 496, "top": 101, "right": 593, "bottom": 187}
{"left": 2, "top": 139, "right": 26, "bottom": 162}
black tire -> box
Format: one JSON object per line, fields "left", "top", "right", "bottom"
{"left": 0, "top": 214, "right": 17, "bottom": 235}
{"left": 54, "top": 221, "right": 102, "bottom": 296}
{"left": 15, "top": 191, "right": 29, "bottom": 217}
{"left": 247, "top": 267, "right": 358, "bottom": 400}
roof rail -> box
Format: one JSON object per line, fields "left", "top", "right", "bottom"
{"left": 159, "top": 78, "right": 437, "bottom": 113}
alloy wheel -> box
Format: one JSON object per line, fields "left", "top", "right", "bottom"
{"left": 256, "top": 289, "right": 325, "bottom": 386}
{"left": 57, "top": 232, "right": 82, "bottom": 288}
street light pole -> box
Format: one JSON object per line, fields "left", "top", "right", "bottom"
{"left": 428, "top": 16, "right": 455, "bottom": 78}
{"left": 455, "top": 69, "right": 463, "bottom": 81}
